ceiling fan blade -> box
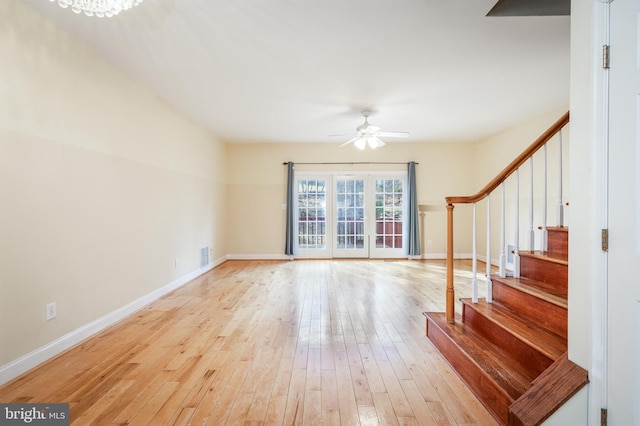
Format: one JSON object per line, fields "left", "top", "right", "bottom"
{"left": 338, "top": 136, "right": 359, "bottom": 148}
{"left": 330, "top": 133, "right": 356, "bottom": 138}
{"left": 376, "top": 131, "right": 410, "bottom": 138}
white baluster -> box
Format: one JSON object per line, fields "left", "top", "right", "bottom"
{"left": 541, "top": 144, "right": 548, "bottom": 251}
{"left": 499, "top": 182, "right": 506, "bottom": 277}
{"left": 472, "top": 202, "right": 478, "bottom": 303}
{"left": 528, "top": 157, "right": 535, "bottom": 251}
{"left": 557, "top": 130, "right": 564, "bottom": 227}
{"left": 486, "top": 195, "right": 492, "bottom": 303}
{"left": 514, "top": 169, "right": 521, "bottom": 278}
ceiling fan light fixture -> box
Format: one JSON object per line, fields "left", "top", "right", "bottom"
{"left": 354, "top": 138, "right": 367, "bottom": 150}
{"left": 331, "top": 110, "right": 409, "bottom": 149}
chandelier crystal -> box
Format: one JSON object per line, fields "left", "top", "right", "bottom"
{"left": 51, "top": 0, "right": 143, "bottom": 17}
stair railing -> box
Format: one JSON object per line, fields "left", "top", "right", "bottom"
{"left": 444, "top": 111, "right": 569, "bottom": 323}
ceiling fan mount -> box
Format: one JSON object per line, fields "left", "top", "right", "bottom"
{"left": 331, "top": 110, "right": 409, "bottom": 150}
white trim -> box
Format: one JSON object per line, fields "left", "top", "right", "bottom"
{"left": 476, "top": 254, "right": 501, "bottom": 267}
{"left": 413, "top": 252, "right": 474, "bottom": 260}
{"left": 232, "top": 252, "right": 479, "bottom": 261}
{"left": 239, "top": 252, "right": 479, "bottom": 260}
{"left": 227, "top": 253, "right": 292, "bottom": 260}
{"left": 586, "top": 1, "right": 610, "bottom": 424}
{"left": 0, "top": 256, "right": 226, "bottom": 386}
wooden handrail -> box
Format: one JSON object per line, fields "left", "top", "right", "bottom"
{"left": 446, "top": 111, "right": 569, "bottom": 205}
{"left": 444, "top": 111, "right": 569, "bottom": 323}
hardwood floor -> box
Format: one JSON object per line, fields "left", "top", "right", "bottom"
{"left": 0, "top": 259, "right": 497, "bottom": 425}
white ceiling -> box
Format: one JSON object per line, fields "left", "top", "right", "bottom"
{"left": 22, "top": 0, "right": 570, "bottom": 144}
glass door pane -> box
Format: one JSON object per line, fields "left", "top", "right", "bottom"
{"left": 334, "top": 176, "right": 368, "bottom": 258}
{"left": 296, "top": 177, "right": 329, "bottom": 258}
{"left": 371, "top": 176, "right": 406, "bottom": 258}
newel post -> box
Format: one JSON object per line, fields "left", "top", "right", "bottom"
{"left": 446, "top": 203, "right": 455, "bottom": 323}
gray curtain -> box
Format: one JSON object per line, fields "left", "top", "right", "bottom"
{"left": 285, "top": 162, "right": 295, "bottom": 256}
{"left": 407, "top": 161, "right": 421, "bottom": 256}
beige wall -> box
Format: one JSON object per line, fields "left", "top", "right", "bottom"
{"left": 0, "top": 1, "right": 227, "bottom": 366}
{"left": 472, "top": 106, "right": 570, "bottom": 264}
{"left": 475, "top": 106, "right": 570, "bottom": 184}
{"left": 226, "top": 141, "right": 477, "bottom": 258}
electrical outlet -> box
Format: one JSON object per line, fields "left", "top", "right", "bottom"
{"left": 46, "top": 302, "right": 56, "bottom": 321}
{"left": 428, "top": 239, "right": 432, "bottom": 246}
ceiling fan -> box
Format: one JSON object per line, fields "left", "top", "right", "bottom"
{"left": 331, "top": 110, "right": 410, "bottom": 149}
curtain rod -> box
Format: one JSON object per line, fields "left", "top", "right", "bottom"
{"left": 282, "top": 161, "right": 418, "bottom": 165}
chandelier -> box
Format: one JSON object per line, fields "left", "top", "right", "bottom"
{"left": 52, "top": 0, "right": 143, "bottom": 17}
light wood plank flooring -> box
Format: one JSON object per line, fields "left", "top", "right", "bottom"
{"left": 0, "top": 259, "right": 497, "bottom": 425}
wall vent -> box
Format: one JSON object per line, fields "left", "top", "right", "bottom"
{"left": 200, "top": 247, "right": 209, "bottom": 267}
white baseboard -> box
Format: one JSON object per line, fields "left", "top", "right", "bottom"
{"left": 228, "top": 253, "right": 475, "bottom": 261}
{"left": 227, "top": 253, "right": 490, "bottom": 262}
{"left": 208, "top": 253, "right": 497, "bottom": 264}
{"left": 226, "top": 253, "right": 292, "bottom": 260}
{"left": 0, "top": 256, "right": 226, "bottom": 386}
{"left": 476, "top": 255, "right": 501, "bottom": 266}
{"left": 415, "top": 252, "right": 473, "bottom": 260}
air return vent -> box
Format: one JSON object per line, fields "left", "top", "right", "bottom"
{"left": 200, "top": 247, "right": 209, "bottom": 267}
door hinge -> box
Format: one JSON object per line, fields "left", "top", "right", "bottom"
{"left": 601, "top": 407, "right": 608, "bottom": 426}
{"left": 602, "top": 229, "right": 609, "bottom": 252}
{"left": 603, "top": 45, "right": 610, "bottom": 69}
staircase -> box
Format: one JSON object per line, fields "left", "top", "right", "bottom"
{"left": 422, "top": 112, "right": 588, "bottom": 425}
{"left": 424, "top": 112, "right": 588, "bottom": 426}
{"left": 425, "top": 228, "right": 586, "bottom": 424}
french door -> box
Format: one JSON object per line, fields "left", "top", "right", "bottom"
{"left": 333, "top": 176, "right": 367, "bottom": 257}
{"left": 295, "top": 177, "right": 328, "bottom": 258}
{"left": 295, "top": 173, "right": 406, "bottom": 258}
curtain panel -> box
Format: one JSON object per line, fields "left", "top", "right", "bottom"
{"left": 285, "top": 162, "right": 295, "bottom": 256}
{"left": 407, "top": 161, "right": 421, "bottom": 256}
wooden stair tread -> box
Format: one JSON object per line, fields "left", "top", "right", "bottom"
{"left": 423, "top": 312, "right": 531, "bottom": 401}
{"left": 460, "top": 299, "right": 567, "bottom": 361}
{"left": 509, "top": 352, "right": 589, "bottom": 426}
{"left": 518, "top": 250, "right": 567, "bottom": 265}
{"left": 491, "top": 275, "right": 567, "bottom": 305}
